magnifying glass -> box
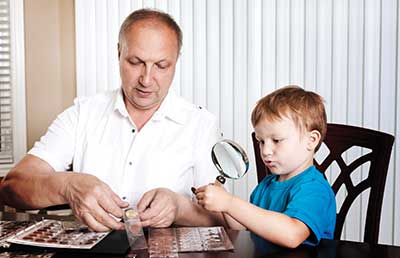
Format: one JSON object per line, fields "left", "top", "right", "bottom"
{"left": 191, "top": 139, "right": 250, "bottom": 194}
{"left": 211, "top": 139, "right": 250, "bottom": 185}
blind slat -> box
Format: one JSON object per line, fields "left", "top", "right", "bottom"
{"left": 0, "top": 3, "right": 12, "bottom": 162}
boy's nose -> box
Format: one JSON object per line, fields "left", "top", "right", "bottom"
{"left": 261, "top": 145, "right": 273, "bottom": 157}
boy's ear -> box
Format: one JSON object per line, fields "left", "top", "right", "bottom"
{"left": 117, "top": 43, "right": 121, "bottom": 59}
{"left": 307, "top": 130, "right": 321, "bottom": 151}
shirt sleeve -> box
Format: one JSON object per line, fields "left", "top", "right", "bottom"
{"left": 283, "top": 181, "right": 336, "bottom": 245}
{"left": 28, "top": 99, "right": 79, "bottom": 171}
{"left": 192, "top": 114, "right": 222, "bottom": 188}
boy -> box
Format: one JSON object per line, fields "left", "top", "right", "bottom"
{"left": 195, "top": 86, "right": 336, "bottom": 248}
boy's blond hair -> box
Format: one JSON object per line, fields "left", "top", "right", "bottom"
{"left": 251, "top": 85, "right": 327, "bottom": 151}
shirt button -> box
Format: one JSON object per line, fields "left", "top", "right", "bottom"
{"left": 128, "top": 161, "right": 132, "bottom": 165}
{"left": 131, "top": 129, "right": 136, "bottom": 133}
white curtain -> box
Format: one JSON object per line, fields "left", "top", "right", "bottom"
{"left": 75, "top": 0, "right": 400, "bottom": 245}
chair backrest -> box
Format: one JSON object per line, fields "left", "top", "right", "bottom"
{"left": 251, "top": 123, "right": 395, "bottom": 244}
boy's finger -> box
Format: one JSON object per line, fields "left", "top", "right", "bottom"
{"left": 196, "top": 185, "right": 208, "bottom": 192}
{"left": 197, "top": 199, "right": 205, "bottom": 206}
{"left": 195, "top": 192, "right": 205, "bottom": 200}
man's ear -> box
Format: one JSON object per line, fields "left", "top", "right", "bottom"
{"left": 307, "top": 130, "right": 321, "bottom": 151}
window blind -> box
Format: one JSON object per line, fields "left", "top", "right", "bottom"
{"left": 0, "top": 0, "right": 12, "bottom": 164}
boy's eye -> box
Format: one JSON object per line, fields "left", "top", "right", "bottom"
{"left": 273, "top": 139, "right": 283, "bottom": 143}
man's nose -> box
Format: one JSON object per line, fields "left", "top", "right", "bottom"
{"left": 139, "top": 65, "right": 154, "bottom": 87}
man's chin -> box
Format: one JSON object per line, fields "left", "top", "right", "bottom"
{"left": 131, "top": 100, "right": 161, "bottom": 111}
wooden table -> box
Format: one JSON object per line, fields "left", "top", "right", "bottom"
{"left": 1, "top": 211, "right": 399, "bottom": 258}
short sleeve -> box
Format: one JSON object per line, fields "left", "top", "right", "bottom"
{"left": 28, "top": 100, "right": 79, "bottom": 171}
{"left": 192, "top": 115, "right": 221, "bottom": 188}
{"left": 283, "top": 181, "right": 336, "bottom": 245}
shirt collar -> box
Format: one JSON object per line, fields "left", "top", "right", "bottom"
{"left": 152, "top": 90, "right": 186, "bottom": 124}
{"left": 114, "top": 89, "right": 129, "bottom": 117}
{"left": 113, "top": 88, "right": 186, "bottom": 124}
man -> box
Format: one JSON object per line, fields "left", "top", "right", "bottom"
{"left": 0, "top": 9, "right": 223, "bottom": 231}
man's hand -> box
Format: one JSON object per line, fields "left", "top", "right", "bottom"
{"left": 137, "top": 188, "right": 179, "bottom": 227}
{"left": 62, "top": 173, "right": 129, "bottom": 232}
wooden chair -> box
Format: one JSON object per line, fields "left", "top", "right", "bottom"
{"left": 251, "top": 123, "right": 395, "bottom": 244}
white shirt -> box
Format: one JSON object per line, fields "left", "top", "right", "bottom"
{"left": 29, "top": 89, "right": 221, "bottom": 206}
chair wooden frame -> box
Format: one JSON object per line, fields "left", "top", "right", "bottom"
{"left": 252, "top": 123, "right": 395, "bottom": 244}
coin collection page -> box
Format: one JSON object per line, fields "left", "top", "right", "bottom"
{"left": 0, "top": 251, "right": 55, "bottom": 258}
{"left": 0, "top": 221, "right": 36, "bottom": 247}
{"left": 148, "top": 227, "right": 234, "bottom": 258}
{"left": 3, "top": 219, "right": 109, "bottom": 249}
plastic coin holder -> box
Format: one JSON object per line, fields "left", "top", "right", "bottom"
{"left": 148, "top": 227, "right": 234, "bottom": 256}
{"left": 0, "top": 251, "right": 55, "bottom": 257}
{"left": 0, "top": 221, "right": 35, "bottom": 247}
{"left": 148, "top": 228, "right": 178, "bottom": 258}
{"left": 198, "top": 227, "right": 232, "bottom": 251}
{"left": 175, "top": 227, "right": 203, "bottom": 252}
{"left": 7, "top": 219, "right": 109, "bottom": 249}
{"left": 123, "top": 207, "right": 147, "bottom": 250}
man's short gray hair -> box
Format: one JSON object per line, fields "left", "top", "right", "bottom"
{"left": 118, "top": 8, "right": 182, "bottom": 53}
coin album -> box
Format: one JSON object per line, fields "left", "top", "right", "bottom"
{"left": 0, "top": 221, "right": 36, "bottom": 247}
{"left": 148, "top": 226, "right": 234, "bottom": 258}
{"left": 0, "top": 220, "right": 109, "bottom": 249}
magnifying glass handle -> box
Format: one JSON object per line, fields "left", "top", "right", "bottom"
{"left": 215, "top": 175, "right": 226, "bottom": 186}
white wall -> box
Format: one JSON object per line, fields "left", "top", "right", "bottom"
{"left": 75, "top": 0, "right": 399, "bottom": 245}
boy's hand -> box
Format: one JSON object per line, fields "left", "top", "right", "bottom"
{"left": 195, "top": 184, "right": 232, "bottom": 212}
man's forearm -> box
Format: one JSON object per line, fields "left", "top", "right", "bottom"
{"left": 174, "top": 193, "right": 226, "bottom": 227}
{"left": 0, "top": 171, "right": 69, "bottom": 209}
{"left": 0, "top": 155, "right": 68, "bottom": 209}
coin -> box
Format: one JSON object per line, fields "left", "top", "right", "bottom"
{"left": 125, "top": 208, "right": 138, "bottom": 219}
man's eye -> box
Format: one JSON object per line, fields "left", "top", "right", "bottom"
{"left": 273, "top": 139, "right": 283, "bottom": 143}
{"left": 156, "top": 63, "right": 168, "bottom": 69}
{"left": 129, "top": 60, "right": 142, "bottom": 65}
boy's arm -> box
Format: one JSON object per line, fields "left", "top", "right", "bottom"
{"left": 195, "top": 184, "right": 309, "bottom": 247}
{"left": 226, "top": 196, "right": 310, "bottom": 248}
{"left": 223, "top": 212, "right": 246, "bottom": 230}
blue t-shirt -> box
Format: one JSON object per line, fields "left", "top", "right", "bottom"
{"left": 250, "top": 165, "right": 336, "bottom": 246}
